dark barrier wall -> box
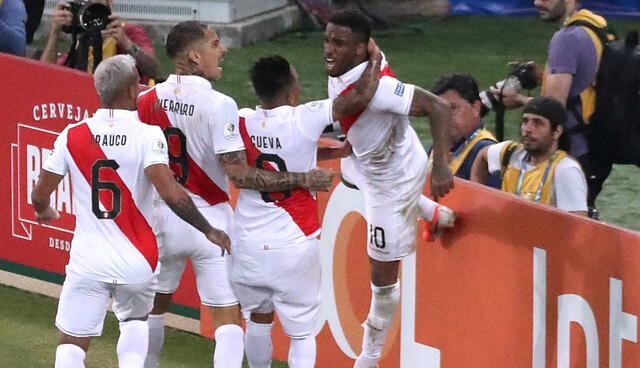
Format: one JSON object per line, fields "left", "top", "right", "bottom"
{"left": 451, "top": 0, "right": 640, "bottom": 17}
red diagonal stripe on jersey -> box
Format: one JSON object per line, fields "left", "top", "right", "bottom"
{"left": 67, "top": 123, "right": 158, "bottom": 271}
{"left": 338, "top": 65, "right": 396, "bottom": 135}
{"left": 239, "top": 117, "right": 319, "bottom": 236}
{"left": 138, "top": 89, "right": 229, "bottom": 205}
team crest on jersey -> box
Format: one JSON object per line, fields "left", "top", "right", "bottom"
{"left": 223, "top": 121, "right": 238, "bottom": 140}
{"left": 306, "top": 101, "right": 323, "bottom": 112}
{"left": 394, "top": 83, "right": 405, "bottom": 97}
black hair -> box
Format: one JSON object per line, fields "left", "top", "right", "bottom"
{"left": 250, "top": 55, "right": 294, "bottom": 101}
{"left": 328, "top": 9, "right": 371, "bottom": 43}
{"left": 431, "top": 73, "right": 481, "bottom": 103}
{"left": 523, "top": 96, "right": 571, "bottom": 151}
{"left": 166, "top": 21, "right": 208, "bottom": 59}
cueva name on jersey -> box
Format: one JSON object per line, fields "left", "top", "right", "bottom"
{"left": 251, "top": 135, "right": 282, "bottom": 149}
{"left": 158, "top": 98, "right": 195, "bottom": 116}
{"left": 90, "top": 134, "right": 127, "bottom": 147}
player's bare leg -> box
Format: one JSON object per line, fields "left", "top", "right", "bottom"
{"left": 354, "top": 259, "right": 401, "bottom": 368}
{"left": 55, "top": 333, "right": 91, "bottom": 368}
{"left": 245, "top": 312, "right": 275, "bottom": 368}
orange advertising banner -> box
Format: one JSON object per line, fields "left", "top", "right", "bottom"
{"left": 3, "top": 54, "right": 640, "bottom": 367}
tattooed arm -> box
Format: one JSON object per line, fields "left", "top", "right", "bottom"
{"left": 218, "top": 150, "right": 334, "bottom": 192}
{"left": 409, "top": 87, "right": 454, "bottom": 200}
{"left": 146, "top": 163, "right": 230, "bottom": 255}
{"left": 331, "top": 39, "right": 383, "bottom": 121}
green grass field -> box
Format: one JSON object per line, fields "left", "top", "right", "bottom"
{"left": 3, "top": 15, "right": 639, "bottom": 368}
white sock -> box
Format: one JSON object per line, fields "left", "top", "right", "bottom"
{"left": 244, "top": 320, "right": 273, "bottom": 368}
{"left": 118, "top": 320, "right": 149, "bottom": 368}
{"left": 418, "top": 195, "right": 438, "bottom": 221}
{"left": 55, "top": 344, "right": 86, "bottom": 368}
{"left": 213, "top": 324, "right": 244, "bottom": 368}
{"left": 359, "top": 281, "right": 400, "bottom": 362}
{"left": 144, "top": 314, "right": 165, "bottom": 368}
{"left": 288, "top": 336, "right": 316, "bottom": 368}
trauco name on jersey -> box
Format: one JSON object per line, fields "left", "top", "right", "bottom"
{"left": 90, "top": 134, "right": 127, "bottom": 147}
{"left": 251, "top": 135, "right": 282, "bottom": 150}
{"left": 157, "top": 98, "right": 195, "bottom": 117}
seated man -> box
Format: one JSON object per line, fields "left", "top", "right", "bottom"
{"left": 431, "top": 73, "right": 498, "bottom": 184}
{"left": 40, "top": 0, "right": 159, "bottom": 83}
{"left": 471, "top": 96, "right": 588, "bottom": 215}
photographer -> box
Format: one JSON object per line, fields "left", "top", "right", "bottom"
{"left": 492, "top": 0, "right": 606, "bottom": 216}
{"left": 41, "top": 0, "right": 160, "bottom": 83}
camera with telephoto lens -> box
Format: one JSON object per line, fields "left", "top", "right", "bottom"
{"left": 478, "top": 63, "right": 539, "bottom": 115}
{"left": 62, "top": 0, "right": 112, "bottom": 34}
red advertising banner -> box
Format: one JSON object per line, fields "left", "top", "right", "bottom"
{"left": 3, "top": 54, "right": 640, "bottom": 367}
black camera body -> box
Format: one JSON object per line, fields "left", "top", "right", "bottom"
{"left": 62, "top": 0, "right": 111, "bottom": 34}
{"left": 479, "top": 63, "right": 539, "bottom": 115}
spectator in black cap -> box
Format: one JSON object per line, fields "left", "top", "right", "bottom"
{"left": 471, "top": 96, "right": 588, "bottom": 215}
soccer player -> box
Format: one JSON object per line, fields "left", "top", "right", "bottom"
{"left": 324, "top": 10, "right": 455, "bottom": 367}
{"left": 31, "top": 54, "right": 230, "bottom": 368}
{"left": 231, "top": 47, "right": 381, "bottom": 368}
{"left": 136, "top": 21, "right": 334, "bottom": 368}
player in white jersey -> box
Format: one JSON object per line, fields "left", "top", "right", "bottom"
{"left": 136, "top": 21, "right": 334, "bottom": 368}
{"left": 324, "top": 10, "right": 456, "bottom": 367}
{"left": 30, "top": 55, "right": 230, "bottom": 368}
{"left": 231, "top": 50, "right": 381, "bottom": 368}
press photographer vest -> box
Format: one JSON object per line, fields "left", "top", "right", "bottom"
{"left": 500, "top": 144, "right": 568, "bottom": 205}
{"left": 428, "top": 128, "right": 496, "bottom": 176}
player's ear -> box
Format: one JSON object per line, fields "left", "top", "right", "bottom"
{"left": 355, "top": 41, "right": 367, "bottom": 58}
{"left": 187, "top": 49, "right": 201, "bottom": 66}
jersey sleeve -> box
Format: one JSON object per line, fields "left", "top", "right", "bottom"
{"left": 487, "top": 141, "right": 511, "bottom": 174}
{"left": 554, "top": 158, "right": 588, "bottom": 212}
{"left": 42, "top": 127, "right": 70, "bottom": 176}
{"left": 547, "top": 29, "right": 580, "bottom": 75}
{"left": 295, "top": 99, "right": 334, "bottom": 141}
{"left": 211, "top": 96, "right": 245, "bottom": 155}
{"left": 369, "top": 76, "right": 416, "bottom": 115}
{"left": 142, "top": 126, "right": 169, "bottom": 168}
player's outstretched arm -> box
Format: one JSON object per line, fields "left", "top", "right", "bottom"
{"left": 31, "top": 170, "right": 64, "bottom": 224}
{"left": 409, "top": 88, "right": 454, "bottom": 200}
{"left": 146, "top": 163, "right": 231, "bottom": 255}
{"left": 470, "top": 146, "right": 490, "bottom": 185}
{"left": 218, "top": 150, "right": 334, "bottom": 192}
{"left": 331, "top": 39, "right": 383, "bottom": 121}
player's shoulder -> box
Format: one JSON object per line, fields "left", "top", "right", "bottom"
{"left": 238, "top": 107, "right": 256, "bottom": 120}
{"left": 208, "top": 89, "right": 238, "bottom": 109}
{"left": 138, "top": 84, "right": 158, "bottom": 98}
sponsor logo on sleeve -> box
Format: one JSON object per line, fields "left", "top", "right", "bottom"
{"left": 394, "top": 83, "right": 405, "bottom": 97}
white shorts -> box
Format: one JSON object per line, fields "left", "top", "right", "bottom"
{"left": 152, "top": 202, "right": 238, "bottom": 307}
{"left": 55, "top": 270, "right": 155, "bottom": 337}
{"left": 362, "top": 161, "right": 427, "bottom": 262}
{"left": 230, "top": 239, "right": 321, "bottom": 339}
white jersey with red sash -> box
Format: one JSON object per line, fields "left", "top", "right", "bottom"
{"left": 137, "top": 74, "right": 244, "bottom": 207}
{"left": 328, "top": 60, "right": 427, "bottom": 192}
{"left": 43, "top": 109, "right": 169, "bottom": 284}
{"left": 234, "top": 101, "right": 333, "bottom": 248}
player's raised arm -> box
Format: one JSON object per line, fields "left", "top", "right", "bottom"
{"left": 145, "top": 163, "right": 231, "bottom": 255}
{"left": 409, "top": 88, "right": 454, "bottom": 200}
{"left": 331, "top": 38, "right": 383, "bottom": 121}
{"left": 217, "top": 150, "right": 334, "bottom": 192}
